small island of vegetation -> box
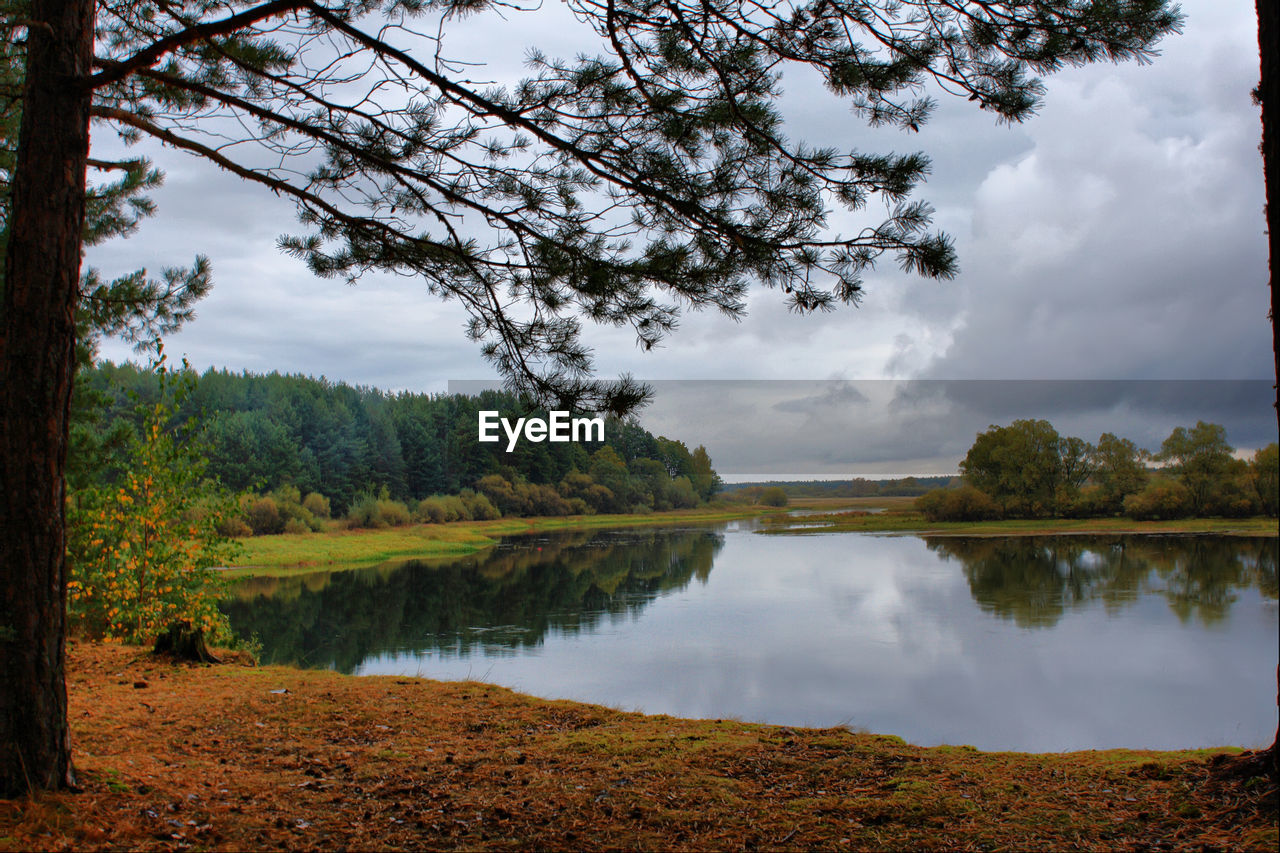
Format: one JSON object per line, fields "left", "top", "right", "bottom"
{"left": 761, "top": 418, "right": 1278, "bottom": 539}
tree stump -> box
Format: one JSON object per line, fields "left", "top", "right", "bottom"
{"left": 153, "top": 620, "right": 221, "bottom": 664}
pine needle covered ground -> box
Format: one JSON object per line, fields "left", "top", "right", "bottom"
{"left": 1, "top": 643, "right": 1275, "bottom": 851}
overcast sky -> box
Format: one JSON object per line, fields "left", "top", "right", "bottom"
{"left": 86, "top": 0, "right": 1275, "bottom": 478}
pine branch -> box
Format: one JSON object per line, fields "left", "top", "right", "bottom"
{"left": 88, "top": 0, "right": 308, "bottom": 90}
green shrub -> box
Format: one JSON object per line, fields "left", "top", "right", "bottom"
{"left": 669, "top": 476, "right": 698, "bottom": 509}
{"left": 270, "top": 485, "right": 325, "bottom": 532}
{"left": 1063, "top": 484, "right": 1113, "bottom": 518}
{"left": 1124, "top": 480, "right": 1193, "bottom": 520}
{"left": 1206, "top": 480, "right": 1259, "bottom": 518}
{"left": 476, "top": 474, "right": 528, "bottom": 516}
{"left": 245, "top": 495, "right": 284, "bottom": 535}
{"left": 916, "top": 486, "right": 1000, "bottom": 521}
{"left": 283, "top": 517, "right": 311, "bottom": 535}
{"left": 526, "top": 483, "right": 573, "bottom": 516}
{"left": 414, "top": 494, "right": 474, "bottom": 524}
{"left": 415, "top": 496, "right": 447, "bottom": 523}
{"left": 217, "top": 516, "right": 253, "bottom": 538}
{"left": 376, "top": 498, "right": 410, "bottom": 527}
{"left": 302, "top": 491, "right": 331, "bottom": 519}
{"left": 346, "top": 486, "right": 412, "bottom": 528}
{"left": 461, "top": 489, "right": 501, "bottom": 520}
{"left": 759, "top": 486, "right": 789, "bottom": 507}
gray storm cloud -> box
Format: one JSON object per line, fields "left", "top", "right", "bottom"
{"left": 87, "top": 0, "right": 1272, "bottom": 470}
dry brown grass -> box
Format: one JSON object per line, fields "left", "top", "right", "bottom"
{"left": 1, "top": 642, "right": 1274, "bottom": 851}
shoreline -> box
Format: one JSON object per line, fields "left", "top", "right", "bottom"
{"left": 227, "top": 505, "right": 784, "bottom": 576}
{"left": 228, "top": 502, "right": 1279, "bottom": 577}
{"left": 2, "top": 641, "right": 1272, "bottom": 851}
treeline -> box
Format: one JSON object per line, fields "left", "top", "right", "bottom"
{"left": 918, "top": 419, "right": 1279, "bottom": 522}
{"left": 75, "top": 362, "right": 722, "bottom": 526}
{"left": 725, "top": 476, "right": 953, "bottom": 499}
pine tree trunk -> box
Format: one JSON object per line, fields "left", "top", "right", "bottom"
{"left": 0, "top": 0, "right": 96, "bottom": 796}
{"left": 1257, "top": 0, "right": 1280, "bottom": 780}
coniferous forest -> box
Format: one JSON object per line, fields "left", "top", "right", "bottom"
{"left": 72, "top": 361, "right": 722, "bottom": 528}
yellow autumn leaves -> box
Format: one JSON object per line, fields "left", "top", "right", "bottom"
{"left": 66, "top": 355, "right": 241, "bottom": 645}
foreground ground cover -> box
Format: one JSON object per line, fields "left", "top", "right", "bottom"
{"left": 0, "top": 643, "right": 1274, "bottom": 851}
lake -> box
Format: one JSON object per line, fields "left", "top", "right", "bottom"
{"left": 223, "top": 524, "right": 1278, "bottom": 752}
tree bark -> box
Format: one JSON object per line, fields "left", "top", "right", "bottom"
{"left": 1257, "top": 0, "right": 1280, "bottom": 779}
{"left": 0, "top": 0, "right": 96, "bottom": 796}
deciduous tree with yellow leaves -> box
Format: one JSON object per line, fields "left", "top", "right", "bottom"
{"left": 66, "top": 351, "right": 238, "bottom": 645}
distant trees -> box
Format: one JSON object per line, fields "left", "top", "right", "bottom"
{"left": 921, "top": 420, "right": 1278, "bottom": 522}
{"left": 1252, "top": 444, "right": 1280, "bottom": 517}
{"left": 72, "top": 361, "right": 724, "bottom": 527}
{"left": 725, "top": 476, "right": 951, "bottom": 500}
{"left": 959, "top": 419, "right": 1066, "bottom": 517}
{"left": 228, "top": 485, "right": 331, "bottom": 536}
{"left": 1156, "top": 422, "right": 1239, "bottom": 516}
{"left": 1088, "top": 433, "right": 1149, "bottom": 514}
{"left": 758, "top": 487, "right": 789, "bottom": 508}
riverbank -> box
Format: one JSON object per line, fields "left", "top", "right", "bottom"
{"left": 230, "top": 501, "right": 1279, "bottom": 577}
{"left": 1, "top": 642, "right": 1272, "bottom": 851}
{"left": 762, "top": 507, "right": 1280, "bottom": 537}
{"left": 229, "top": 505, "right": 781, "bottom": 576}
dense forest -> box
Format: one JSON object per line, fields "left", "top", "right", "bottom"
{"left": 72, "top": 361, "right": 722, "bottom": 525}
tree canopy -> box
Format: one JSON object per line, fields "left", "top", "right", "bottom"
{"left": 75, "top": 360, "right": 723, "bottom": 515}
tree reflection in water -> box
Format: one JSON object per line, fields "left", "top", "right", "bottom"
{"left": 928, "top": 535, "right": 1278, "bottom": 629}
{"left": 221, "top": 527, "right": 724, "bottom": 672}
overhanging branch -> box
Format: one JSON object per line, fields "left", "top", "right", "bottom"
{"left": 88, "top": 0, "right": 308, "bottom": 90}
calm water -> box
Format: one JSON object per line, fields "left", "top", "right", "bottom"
{"left": 223, "top": 525, "right": 1278, "bottom": 752}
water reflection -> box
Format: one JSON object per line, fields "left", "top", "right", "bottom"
{"left": 223, "top": 527, "right": 723, "bottom": 671}
{"left": 931, "top": 535, "right": 1278, "bottom": 628}
{"left": 223, "top": 529, "right": 1278, "bottom": 750}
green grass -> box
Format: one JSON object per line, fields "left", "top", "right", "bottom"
{"left": 227, "top": 500, "right": 1277, "bottom": 578}
{"left": 761, "top": 509, "right": 1280, "bottom": 537}
{"left": 228, "top": 505, "right": 782, "bottom": 576}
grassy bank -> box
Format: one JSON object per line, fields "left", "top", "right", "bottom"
{"left": 229, "top": 505, "right": 781, "bottom": 576}
{"left": 229, "top": 501, "right": 1278, "bottom": 578}
{"left": 1, "top": 642, "right": 1272, "bottom": 851}
{"left": 761, "top": 508, "right": 1280, "bottom": 538}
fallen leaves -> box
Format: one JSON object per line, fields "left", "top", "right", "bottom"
{"left": 0, "top": 641, "right": 1274, "bottom": 851}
